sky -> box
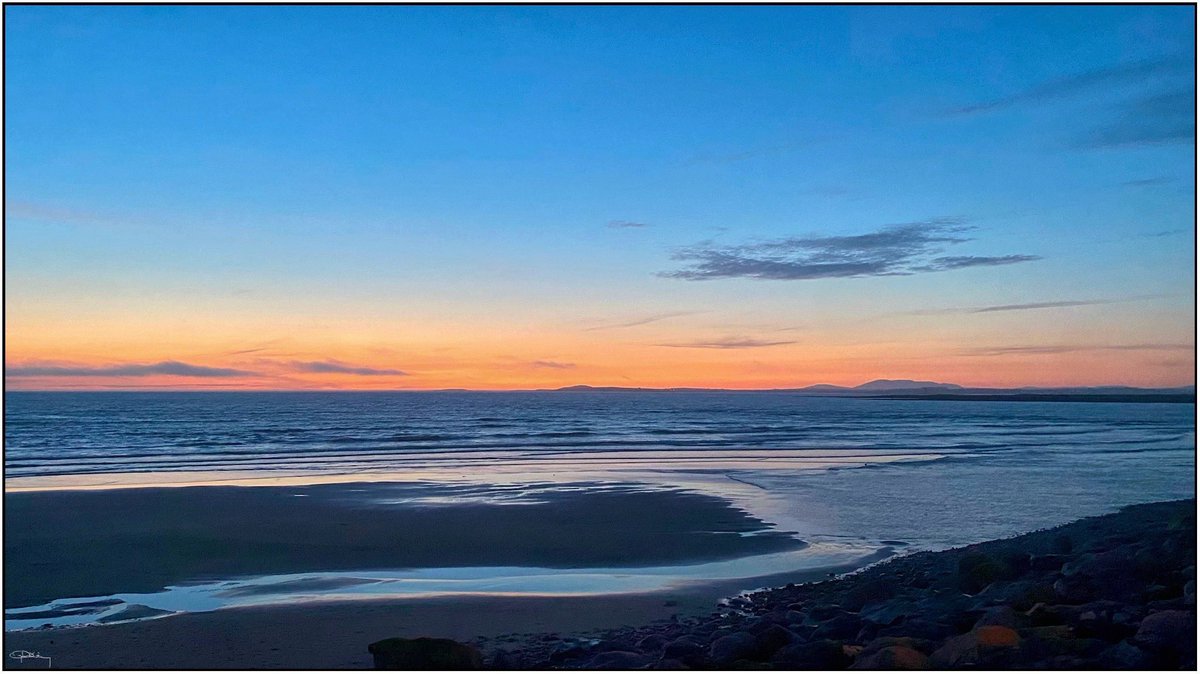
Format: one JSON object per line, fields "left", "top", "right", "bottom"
{"left": 4, "top": 5, "right": 1196, "bottom": 390}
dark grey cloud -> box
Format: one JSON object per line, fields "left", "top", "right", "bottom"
{"left": 584, "top": 311, "right": 701, "bottom": 331}
{"left": 657, "top": 337, "right": 797, "bottom": 350}
{"left": 662, "top": 218, "right": 1039, "bottom": 281}
{"left": 6, "top": 360, "right": 254, "bottom": 378}
{"left": 290, "top": 360, "right": 407, "bottom": 376}
{"left": 530, "top": 360, "right": 576, "bottom": 369}
{"left": 1074, "top": 90, "right": 1195, "bottom": 149}
{"left": 947, "top": 55, "right": 1191, "bottom": 116}
{"left": 964, "top": 343, "right": 1191, "bottom": 357}
{"left": 607, "top": 220, "right": 650, "bottom": 229}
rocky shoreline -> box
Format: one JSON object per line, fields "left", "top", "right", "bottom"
{"left": 453, "top": 500, "right": 1196, "bottom": 670}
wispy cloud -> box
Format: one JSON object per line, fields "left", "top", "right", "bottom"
{"left": 584, "top": 311, "right": 701, "bottom": 331}
{"left": 6, "top": 360, "right": 254, "bottom": 377}
{"left": 607, "top": 220, "right": 650, "bottom": 229}
{"left": 1142, "top": 229, "right": 1189, "bottom": 238}
{"left": 909, "top": 297, "right": 1153, "bottom": 316}
{"left": 661, "top": 218, "right": 1039, "bottom": 281}
{"left": 1073, "top": 90, "right": 1195, "bottom": 149}
{"left": 289, "top": 360, "right": 408, "bottom": 376}
{"left": 530, "top": 360, "right": 576, "bottom": 369}
{"left": 946, "top": 54, "right": 1191, "bottom": 116}
{"left": 963, "top": 343, "right": 1192, "bottom": 357}
{"left": 1122, "top": 176, "right": 1175, "bottom": 188}
{"left": 657, "top": 337, "right": 797, "bottom": 350}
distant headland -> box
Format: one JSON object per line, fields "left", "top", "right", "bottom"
{"left": 546, "top": 380, "right": 1196, "bottom": 403}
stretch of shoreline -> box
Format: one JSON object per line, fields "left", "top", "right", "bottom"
{"left": 4, "top": 494, "right": 1193, "bottom": 669}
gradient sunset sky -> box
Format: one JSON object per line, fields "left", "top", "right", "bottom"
{"left": 5, "top": 5, "right": 1196, "bottom": 390}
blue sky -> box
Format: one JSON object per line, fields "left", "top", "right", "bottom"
{"left": 5, "top": 5, "right": 1196, "bottom": 389}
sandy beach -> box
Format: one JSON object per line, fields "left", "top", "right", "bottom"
{"left": 4, "top": 481, "right": 804, "bottom": 609}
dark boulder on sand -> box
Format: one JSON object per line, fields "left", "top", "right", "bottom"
{"left": 368, "top": 637, "right": 484, "bottom": 670}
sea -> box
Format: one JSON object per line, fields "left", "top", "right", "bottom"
{"left": 4, "top": 391, "right": 1195, "bottom": 628}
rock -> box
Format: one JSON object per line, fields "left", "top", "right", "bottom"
{"left": 929, "top": 626, "right": 1021, "bottom": 668}
{"left": 770, "top": 639, "right": 852, "bottom": 669}
{"left": 1132, "top": 609, "right": 1196, "bottom": 653}
{"left": 811, "top": 612, "right": 862, "bottom": 641}
{"left": 710, "top": 631, "right": 758, "bottom": 665}
{"left": 547, "top": 643, "right": 588, "bottom": 664}
{"left": 753, "top": 624, "right": 799, "bottom": 658}
{"left": 877, "top": 618, "right": 953, "bottom": 642}
{"left": 987, "top": 580, "right": 1057, "bottom": 611}
{"left": 651, "top": 658, "right": 686, "bottom": 670}
{"left": 851, "top": 645, "right": 929, "bottom": 670}
{"left": 635, "top": 634, "right": 667, "bottom": 652}
{"left": 587, "top": 650, "right": 651, "bottom": 669}
{"left": 662, "top": 637, "right": 704, "bottom": 660}
{"left": 860, "top": 636, "right": 933, "bottom": 655}
{"left": 974, "top": 605, "right": 1025, "bottom": 630}
{"left": 1030, "top": 553, "right": 1069, "bottom": 571}
{"left": 958, "top": 553, "right": 1008, "bottom": 594}
{"left": 807, "top": 604, "right": 845, "bottom": 621}
{"left": 1052, "top": 534, "right": 1074, "bottom": 554}
{"left": 842, "top": 577, "right": 895, "bottom": 611}
{"left": 860, "top": 599, "right": 917, "bottom": 626}
{"left": 368, "top": 637, "right": 484, "bottom": 670}
{"left": 1101, "top": 640, "right": 1155, "bottom": 669}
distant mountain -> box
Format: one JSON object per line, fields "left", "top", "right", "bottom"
{"left": 799, "top": 384, "right": 849, "bottom": 392}
{"left": 549, "top": 381, "right": 1193, "bottom": 401}
{"left": 853, "top": 379, "right": 964, "bottom": 391}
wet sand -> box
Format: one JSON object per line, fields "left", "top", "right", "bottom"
{"left": 4, "top": 480, "right": 803, "bottom": 609}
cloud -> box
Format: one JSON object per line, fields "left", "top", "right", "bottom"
{"left": 289, "top": 360, "right": 408, "bottom": 376}
{"left": 1122, "top": 176, "right": 1175, "bottom": 188}
{"left": 6, "top": 360, "right": 254, "bottom": 377}
{"left": 661, "top": 217, "right": 1039, "bottom": 281}
{"left": 910, "top": 295, "right": 1164, "bottom": 316}
{"left": 963, "top": 343, "right": 1192, "bottom": 357}
{"left": 947, "top": 54, "right": 1191, "bottom": 116}
{"left": 1073, "top": 90, "right": 1195, "bottom": 149}
{"left": 1142, "top": 229, "right": 1189, "bottom": 238}
{"left": 607, "top": 220, "right": 650, "bottom": 229}
{"left": 657, "top": 337, "right": 797, "bottom": 349}
{"left": 584, "top": 311, "right": 701, "bottom": 331}
{"left": 970, "top": 299, "right": 1115, "bottom": 314}
{"left": 530, "top": 360, "right": 576, "bottom": 369}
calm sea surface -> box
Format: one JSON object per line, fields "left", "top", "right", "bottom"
{"left": 6, "top": 390, "right": 1194, "bottom": 543}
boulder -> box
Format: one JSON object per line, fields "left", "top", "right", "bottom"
{"left": 710, "top": 631, "right": 758, "bottom": 665}
{"left": 1132, "top": 609, "right": 1196, "bottom": 654}
{"left": 1101, "top": 640, "right": 1155, "bottom": 669}
{"left": 368, "top": 637, "right": 484, "bottom": 670}
{"left": 974, "top": 605, "right": 1025, "bottom": 630}
{"left": 811, "top": 612, "right": 863, "bottom": 641}
{"left": 753, "top": 624, "right": 800, "bottom": 659}
{"left": 635, "top": 634, "right": 667, "bottom": 652}
{"left": 851, "top": 645, "right": 929, "bottom": 670}
{"left": 587, "top": 651, "right": 652, "bottom": 669}
{"left": 662, "top": 637, "right": 704, "bottom": 660}
{"left": 929, "top": 626, "right": 1021, "bottom": 668}
{"left": 770, "top": 639, "right": 852, "bottom": 669}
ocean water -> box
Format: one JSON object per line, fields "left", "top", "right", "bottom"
{"left": 4, "top": 391, "right": 1195, "bottom": 628}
